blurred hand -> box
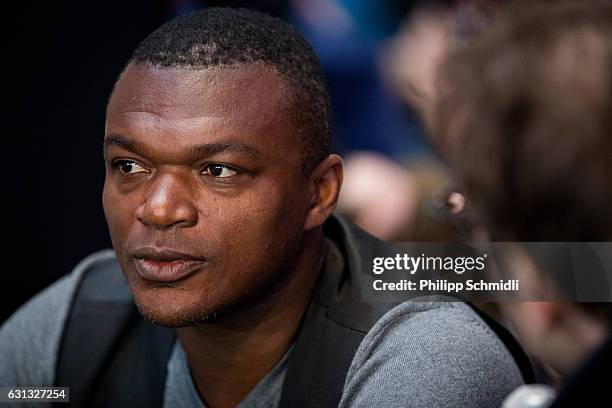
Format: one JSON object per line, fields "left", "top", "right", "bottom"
{"left": 338, "top": 152, "right": 419, "bottom": 240}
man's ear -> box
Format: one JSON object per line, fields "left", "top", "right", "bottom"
{"left": 304, "top": 154, "right": 344, "bottom": 231}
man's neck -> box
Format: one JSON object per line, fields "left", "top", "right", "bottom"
{"left": 175, "top": 229, "right": 327, "bottom": 408}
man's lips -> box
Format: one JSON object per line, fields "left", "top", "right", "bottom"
{"left": 129, "top": 247, "right": 207, "bottom": 283}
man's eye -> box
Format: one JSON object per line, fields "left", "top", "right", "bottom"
{"left": 202, "top": 163, "right": 238, "bottom": 178}
{"left": 112, "top": 160, "right": 148, "bottom": 174}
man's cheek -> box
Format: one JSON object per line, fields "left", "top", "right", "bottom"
{"left": 102, "top": 187, "right": 113, "bottom": 224}
{"left": 105, "top": 210, "right": 135, "bottom": 255}
{"left": 216, "top": 195, "right": 282, "bottom": 235}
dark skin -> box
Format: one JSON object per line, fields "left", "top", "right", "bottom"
{"left": 102, "top": 62, "right": 343, "bottom": 408}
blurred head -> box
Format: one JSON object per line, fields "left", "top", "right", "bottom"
{"left": 102, "top": 8, "right": 342, "bottom": 328}
{"left": 435, "top": 0, "right": 612, "bottom": 372}
{"left": 383, "top": 4, "right": 451, "bottom": 128}
{"left": 384, "top": 0, "right": 505, "bottom": 134}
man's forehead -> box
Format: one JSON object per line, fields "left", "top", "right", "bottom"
{"left": 107, "top": 62, "right": 289, "bottom": 120}
{"left": 104, "top": 62, "right": 303, "bottom": 167}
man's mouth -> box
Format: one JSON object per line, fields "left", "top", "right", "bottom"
{"left": 129, "top": 247, "right": 207, "bottom": 283}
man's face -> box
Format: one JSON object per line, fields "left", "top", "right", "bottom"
{"left": 103, "top": 63, "right": 311, "bottom": 327}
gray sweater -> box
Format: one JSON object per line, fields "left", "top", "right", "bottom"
{"left": 0, "top": 249, "right": 523, "bottom": 407}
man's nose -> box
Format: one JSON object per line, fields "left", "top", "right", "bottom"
{"left": 135, "top": 174, "right": 198, "bottom": 230}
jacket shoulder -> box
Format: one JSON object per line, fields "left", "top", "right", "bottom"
{"left": 0, "top": 249, "right": 120, "bottom": 386}
{"left": 70, "top": 249, "right": 131, "bottom": 303}
{"left": 340, "top": 300, "right": 524, "bottom": 407}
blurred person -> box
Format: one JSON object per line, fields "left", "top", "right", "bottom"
{"left": 383, "top": 0, "right": 504, "bottom": 132}
{"left": 0, "top": 7, "right": 526, "bottom": 408}
{"left": 334, "top": 2, "right": 459, "bottom": 243}
{"left": 338, "top": 151, "right": 421, "bottom": 240}
{"left": 383, "top": 2, "right": 452, "bottom": 129}
{"left": 435, "top": 1, "right": 612, "bottom": 405}
{"left": 337, "top": 1, "right": 506, "bottom": 340}
{"left": 337, "top": 151, "right": 470, "bottom": 241}
{"left": 289, "top": 0, "right": 430, "bottom": 158}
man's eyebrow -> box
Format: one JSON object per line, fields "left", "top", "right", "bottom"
{"left": 104, "top": 133, "right": 137, "bottom": 151}
{"left": 188, "top": 142, "right": 262, "bottom": 158}
{"left": 103, "top": 133, "right": 262, "bottom": 160}
{"left": 103, "top": 134, "right": 141, "bottom": 159}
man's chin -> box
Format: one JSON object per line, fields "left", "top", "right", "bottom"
{"left": 134, "top": 299, "right": 219, "bottom": 328}
{"left": 130, "top": 287, "right": 222, "bottom": 328}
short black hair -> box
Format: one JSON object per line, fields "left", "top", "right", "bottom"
{"left": 128, "top": 7, "right": 330, "bottom": 174}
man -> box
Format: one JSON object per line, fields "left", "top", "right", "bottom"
{"left": 1, "top": 8, "right": 524, "bottom": 407}
{"left": 435, "top": 1, "right": 612, "bottom": 406}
